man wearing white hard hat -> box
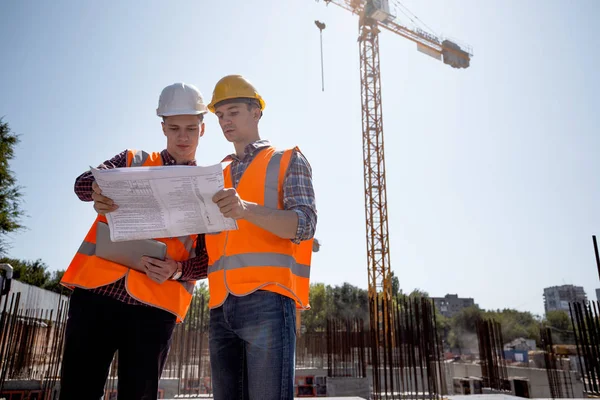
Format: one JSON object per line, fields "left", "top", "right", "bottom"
{"left": 59, "top": 83, "right": 210, "bottom": 400}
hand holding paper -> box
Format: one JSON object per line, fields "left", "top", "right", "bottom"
{"left": 91, "top": 181, "right": 118, "bottom": 215}
{"left": 91, "top": 163, "right": 237, "bottom": 241}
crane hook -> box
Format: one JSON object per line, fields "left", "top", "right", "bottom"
{"left": 315, "top": 20, "right": 326, "bottom": 92}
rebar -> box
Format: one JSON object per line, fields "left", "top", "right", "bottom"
{"left": 0, "top": 285, "right": 457, "bottom": 400}
{"left": 593, "top": 235, "right": 600, "bottom": 281}
{"left": 570, "top": 300, "right": 600, "bottom": 396}
{"left": 162, "top": 290, "right": 211, "bottom": 396}
{"left": 370, "top": 295, "right": 446, "bottom": 400}
{"left": 476, "top": 318, "right": 509, "bottom": 392}
{"left": 540, "top": 325, "right": 573, "bottom": 398}
{"left": 326, "top": 317, "right": 367, "bottom": 378}
{"left": 296, "top": 331, "right": 327, "bottom": 369}
{"left": 0, "top": 290, "right": 68, "bottom": 399}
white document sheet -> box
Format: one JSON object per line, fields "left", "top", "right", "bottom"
{"left": 90, "top": 164, "right": 237, "bottom": 241}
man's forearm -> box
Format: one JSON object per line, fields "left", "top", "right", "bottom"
{"left": 180, "top": 253, "right": 209, "bottom": 281}
{"left": 74, "top": 150, "right": 128, "bottom": 201}
{"left": 74, "top": 171, "right": 95, "bottom": 201}
{"left": 243, "top": 202, "right": 299, "bottom": 239}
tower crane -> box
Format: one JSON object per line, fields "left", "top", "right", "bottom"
{"left": 314, "top": 0, "right": 472, "bottom": 347}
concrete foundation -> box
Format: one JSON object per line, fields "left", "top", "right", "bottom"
{"left": 327, "top": 377, "right": 370, "bottom": 399}
{"left": 447, "top": 363, "right": 584, "bottom": 399}
{"left": 1, "top": 363, "right": 585, "bottom": 399}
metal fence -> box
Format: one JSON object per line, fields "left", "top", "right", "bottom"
{"left": 0, "top": 290, "right": 69, "bottom": 400}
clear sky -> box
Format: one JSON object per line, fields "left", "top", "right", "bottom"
{"left": 1, "top": 0, "right": 599, "bottom": 316}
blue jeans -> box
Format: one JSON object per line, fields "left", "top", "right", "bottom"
{"left": 209, "top": 290, "right": 296, "bottom": 400}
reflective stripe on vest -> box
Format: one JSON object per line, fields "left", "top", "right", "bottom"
{"left": 264, "top": 150, "right": 283, "bottom": 209}
{"left": 128, "top": 149, "right": 195, "bottom": 293}
{"left": 131, "top": 150, "right": 150, "bottom": 167}
{"left": 63, "top": 148, "right": 199, "bottom": 323}
{"left": 206, "top": 146, "right": 312, "bottom": 310}
{"left": 76, "top": 230, "right": 195, "bottom": 295}
{"left": 208, "top": 252, "right": 310, "bottom": 279}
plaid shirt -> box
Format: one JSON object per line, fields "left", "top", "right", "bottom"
{"left": 74, "top": 149, "right": 208, "bottom": 305}
{"left": 223, "top": 140, "right": 317, "bottom": 243}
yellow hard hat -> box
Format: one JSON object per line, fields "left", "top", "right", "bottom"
{"left": 207, "top": 75, "right": 266, "bottom": 113}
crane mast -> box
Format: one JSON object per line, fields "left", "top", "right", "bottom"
{"left": 316, "top": 0, "right": 471, "bottom": 305}
{"left": 315, "top": 2, "right": 472, "bottom": 393}
{"left": 358, "top": 18, "right": 393, "bottom": 351}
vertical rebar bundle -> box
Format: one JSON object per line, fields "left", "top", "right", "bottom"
{"left": 593, "top": 235, "right": 600, "bottom": 281}
{"left": 569, "top": 301, "right": 600, "bottom": 396}
{"left": 476, "top": 318, "right": 509, "bottom": 392}
{"left": 0, "top": 290, "right": 69, "bottom": 399}
{"left": 540, "top": 325, "right": 574, "bottom": 399}
{"left": 326, "top": 317, "right": 367, "bottom": 378}
{"left": 160, "top": 291, "right": 210, "bottom": 396}
{"left": 296, "top": 331, "right": 327, "bottom": 369}
{"left": 370, "top": 295, "right": 446, "bottom": 400}
{"left": 1, "top": 288, "right": 449, "bottom": 400}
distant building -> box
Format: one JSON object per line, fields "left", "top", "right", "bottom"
{"left": 504, "top": 337, "right": 536, "bottom": 352}
{"left": 432, "top": 294, "right": 476, "bottom": 318}
{"left": 543, "top": 285, "right": 587, "bottom": 313}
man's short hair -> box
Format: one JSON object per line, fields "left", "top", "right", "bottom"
{"left": 162, "top": 114, "right": 204, "bottom": 123}
{"left": 213, "top": 98, "right": 263, "bottom": 119}
{"left": 215, "top": 98, "right": 261, "bottom": 111}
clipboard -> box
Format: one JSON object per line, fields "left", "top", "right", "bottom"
{"left": 95, "top": 222, "right": 167, "bottom": 272}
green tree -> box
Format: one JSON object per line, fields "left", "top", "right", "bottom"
{"left": 390, "top": 270, "right": 400, "bottom": 298}
{"left": 544, "top": 310, "right": 574, "bottom": 344}
{"left": 184, "top": 282, "right": 210, "bottom": 330}
{"left": 302, "top": 282, "right": 331, "bottom": 333}
{"left": 0, "top": 119, "right": 25, "bottom": 255}
{"left": 0, "top": 257, "right": 67, "bottom": 295}
{"left": 2, "top": 257, "right": 50, "bottom": 287}
{"left": 408, "top": 288, "right": 429, "bottom": 298}
{"left": 447, "top": 305, "right": 483, "bottom": 351}
{"left": 329, "top": 282, "right": 369, "bottom": 323}
{"left": 42, "top": 269, "right": 68, "bottom": 295}
{"left": 433, "top": 308, "right": 451, "bottom": 347}
{"left": 301, "top": 282, "right": 369, "bottom": 333}
{"left": 484, "top": 308, "right": 541, "bottom": 345}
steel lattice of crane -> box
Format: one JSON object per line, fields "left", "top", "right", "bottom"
{"left": 315, "top": 0, "right": 472, "bottom": 375}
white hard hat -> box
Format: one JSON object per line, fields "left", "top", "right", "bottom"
{"left": 156, "top": 82, "right": 208, "bottom": 117}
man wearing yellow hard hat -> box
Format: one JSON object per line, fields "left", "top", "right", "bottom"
{"left": 59, "top": 83, "right": 210, "bottom": 400}
{"left": 205, "top": 75, "right": 317, "bottom": 399}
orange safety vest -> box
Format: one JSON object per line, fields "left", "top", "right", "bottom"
{"left": 205, "top": 146, "right": 313, "bottom": 310}
{"left": 61, "top": 149, "right": 197, "bottom": 322}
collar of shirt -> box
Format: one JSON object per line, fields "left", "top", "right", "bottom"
{"left": 221, "top": 139, "right": 271, "bottom": 163}
{"left": 161, "top": 149, "right": 197, "bottom": 166}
